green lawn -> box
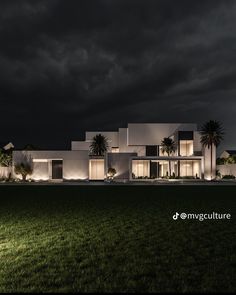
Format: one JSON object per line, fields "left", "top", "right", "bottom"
{"left": 0, "top": 185, "right": 235, "bottom": 293}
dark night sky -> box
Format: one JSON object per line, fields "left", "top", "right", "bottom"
{"left": 0, "top": 0, "right": 236, "bottom": 151}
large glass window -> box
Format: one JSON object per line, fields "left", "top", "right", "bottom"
{"left": 179, "top": 160, "right": 201, "bottom": 178}
{"left": 132, "top": 160, "right": 150, "bottom": 178}
{"left": 89, "top": 159, "right": 105, "bottom": 180}
{"left": 179, "top": 140, "right": 193, "bottom": 156}
{"left": 158, "top": 160, "right": 178, "bottom": 177}
{"left": 158, "top": 160, "right": 169, "bottom": 177}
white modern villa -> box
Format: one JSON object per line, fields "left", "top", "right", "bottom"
{"left": 12, "top": 123, "right": 216, "bottom": 181}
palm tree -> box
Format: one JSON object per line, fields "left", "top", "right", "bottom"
{"left": 90, "top": 134, "right": 109, "bottom": 156}
{"left": 160, "top": 137, "right": 176, "bottom": 177}
{"left": 200, "top": 120, "right": 224, "bottom": 179}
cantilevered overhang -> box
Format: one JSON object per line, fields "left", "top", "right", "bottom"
{"left": 130, "top": 156, "right": 203, "bottom": 161}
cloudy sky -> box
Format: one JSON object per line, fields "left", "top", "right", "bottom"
{"left": 0, "top": 0, "right": 236, "bottom": 151}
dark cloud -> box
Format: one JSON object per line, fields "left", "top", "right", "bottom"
{"left": 0, "top": 0, "right": 236, "bottom": 152}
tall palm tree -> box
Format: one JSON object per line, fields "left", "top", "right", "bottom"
{"left": 200, "top": 120, "right": 224, "bottom": 179}
{"left": 161, "top": 137, "right": 176, "bottom": 177}
{"left": 90, "top": 134, "right": 109, "bottom": 156}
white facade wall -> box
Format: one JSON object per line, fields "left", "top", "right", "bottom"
{"left": 118, "top": 128, "right": 128, "bottom": 152}
{"left": 127, "top": 123, "right": 197, "bottom": 146}
{"left": 106, "top": 153, "right": 137, "bottom": 179}
{"left": 32, "top": 162, "right": 49, "bottom": 180}
{"left": 118, "top": 128, "right": 145, "bottom": 156}
{"left": 0, "top": 167, "right": 12, "bottom": 178}
{"left": 217, "top": 164, "right": 236, "bottom": 177}
{"left": 71, "top": 141, "right": 90, "bottom": 151}
{"left": 193, "top": 131, "right": 202, "bottom": 153}
{"left": 13, "top": 150, "right": 89, "bottom": 180}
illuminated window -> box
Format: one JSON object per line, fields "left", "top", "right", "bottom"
{"left": 112, "top": 147, "right": 119, "bottom": 153}
{"left": 89, "top": 159, "right": 105, "bottom": 180}
{"left": 132, "top": 160, "right": 150, "bottom": 178}
{"left": 179, "top": 140, "right": 193, "bottom": 156}
{"left": 179, "top": 160, "right": 200, "bottom": 177}
{"left": 158, "top": 160, "right": 169, "bottom": 177}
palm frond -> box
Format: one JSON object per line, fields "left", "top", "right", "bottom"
{"left": 89, "top": 134, "right": 109, "bottom": 156}
{"left": 200, "top": 120, "right": 224, "bottom": 147}
{"left": 160, "top": 137, "right": 176, "bottom": 155}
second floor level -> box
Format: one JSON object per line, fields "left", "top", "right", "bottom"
{"left": 71, "top": 123, "right": 203, "bottom": 157}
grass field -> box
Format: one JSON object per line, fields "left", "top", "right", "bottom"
{"left": 0, "top": 185, "right": 235, "bottom": 293}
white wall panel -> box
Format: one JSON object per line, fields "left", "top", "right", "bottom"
{"left": 71, "top": 141, "right": 90, "bottom": 151}
{"left": 128, "top": 123, "right": 197, "bottom": 145}
{"left": 13, "top": 151, "right": 89, "bottom": 180}
{"left": 217, "top": 164, "right": 236, "bottom": 177}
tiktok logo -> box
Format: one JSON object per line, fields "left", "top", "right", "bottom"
{"left": 172, "top": 212, "right": 179, "bottom": 220}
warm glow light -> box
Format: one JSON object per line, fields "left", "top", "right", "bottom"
{"left": 33, "top": 159, "right": 48, "bottom": 163}
{"left": 63, "top": 177, "right": 88, "bottom": 180}
{"left": 32, "top": 177, "right": 49, "bottom": 181}
{"left": 89, "top": 159, "right": 105, "bottom": 180}
{"left": 111, "top": 147, "right": 119, "bottom": 153}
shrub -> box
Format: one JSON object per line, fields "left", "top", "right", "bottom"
{"left": 177, "top": 176, "right": 196, "bottom": 179}
{"left": 167, "top": 176, "right": 196, "bottom": 180}
{"left": 216, "top": 170, "right": 221, "bottom": 178}
{"left": 222, "top": 174, "right": 235, "bottom": 179}
{"left": 14, "top": 162, "right": 33, "bottom": 181}
{"left": 169, "top": 172, "right": 176, "bottom": 179}
{"left": 217, "top": 156, "right": 236, "bottom": 165}
{"left": 107, "top": 167, "right": 117, "bottom": 179}
{"left": 216, "top": 157, "right": 225, "bottom": 165}
{"left": 226, "top": 156, "right": 235, "bottom": 164}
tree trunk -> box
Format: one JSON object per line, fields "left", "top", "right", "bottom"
{"left": 22, "top": 174, "right": 27, "bottom": 181}
{"left": 168, "top": 152, "right": 171, "bottom": 177}
{"left": 210, "top": 143, "right": 213, "bottom": 180}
